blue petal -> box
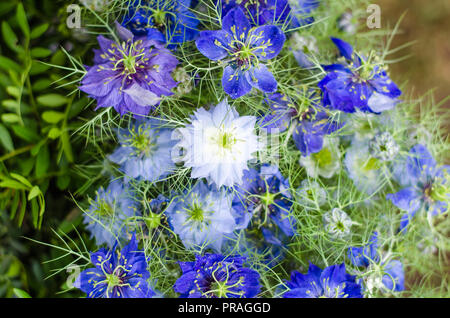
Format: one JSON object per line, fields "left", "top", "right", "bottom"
{"left": 196, "top": 30, "right": 231, "bottom": 60}
{"left": 331, "top": 37, "right": 354, "bottom": 60}
{"left": 222, "top": 7, "right": 252, "bottom": 41}
{"left": 386, "top": 187, "right": 421, "bottom": 213}
{"left": 249, "top": 25, "right": 285, "bottom": 60}
{"left": 222, "top": 65, "right": 252, "bottom": 98}
{"left": 244, "top": 64, "right": 277, "bottom": 93}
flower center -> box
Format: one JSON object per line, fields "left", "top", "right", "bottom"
{"left": 312, "top": 148, "right": 333, "bottom": 168}
{"left": 152, "top": 9, "right": 167, "bottom": 26}
{"left": 145, "top": 212, "right": 162, "bottom": 229}
{"left": 362, "top": 157, "right": 381, "bottom": 171}
{"left": 189, "top": 204, "right": 205, "bottom": 222}
{"left": 93, "top": 198, "right": 114, "bottom": 216}
{"left": 105, "top": 272, "right": 122, "bottom": 288}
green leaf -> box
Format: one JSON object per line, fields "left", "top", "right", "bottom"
{"left": 2, "top": 99, "right": 19, "bottom": 110}
{"left": 10, "top": 173, "right": 32, "bottom": 188}
{"left": 0, "top": 180, "right": 28, "bottom": 190}
{"left": 16, "top": 3, "right": 30, "bottom": 38}
{"left": 0, "top": 123, "right": 14, "bottom": 152}
{"left": 35, "top": 145, "right": 50, "bottom": 177}
{"left": 1, "top": 21, "right": 20, "bottom": 53}
{"left": 31, "top": 47, "right": 52, "bottom": 58}
{"left": 1, "top": 113, "right": 21, "bottom": 124}
{"left": 13, "top": 288, "right": 31, "bottom": 298}
{"left": 48, "top": 127, "right": 62, "bottom": 139}
{"left": 37, "top": 94, "right": 68, "bottom": 107}
{"left": 0, "top": 56, "right": 21, "bottom": 73}
{"left": 30, "top": 23, "right": 49, "bottom": 39}
{"left": 6, "top": 86, "right": 20, "bottom": 98}
{"left": 42, "top": 111, "right": 65, "bottom": 123}
{"left": 27, "top": 186, "right": 41, "bottom": 201}
{"left": 32, "top": 78, "right": 52, "bottom": 92}
{"left": 11, "top": 125, "right": 39, "bottom": 142}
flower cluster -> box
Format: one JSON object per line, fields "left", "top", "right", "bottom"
{"left": 68, "top": 0, "right": 447, "bottom": 299}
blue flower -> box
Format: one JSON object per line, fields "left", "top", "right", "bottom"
{"left": 348, "top": 232, "right": 405, "bottom": 293}
{"left": 83, "top": 180, "right": 140, "bottom": 248}
{"left": 387, "top": 144, "right": 449, "bottom": 232}
{"left": 258, "top": 93, "right": 341, "bottom": 156}
{"left": 80, "top": 22, "right": 179, "bottom": 116}
{"left": 165, "top": 181, "right": 238, "bottom": 252}
{"left": 122, "top": 0, "right": 199, "bottom": 48}
{"left": 196, "top": 7, "right": 285, "bottom": 98}
{"left": 109, "top": 118, "right": 176, "bottom": 182}
{"left": 282, "top": 263, "right": 363, "bottom": 298}
{"left": 318, "top": 37, "right": 402, "bottom": 114}
{"left": 174, "top": 253, "right": 261, "bottom": 298}
{"left": 74, "top": 234, "right": 157, "bottom": 298}
{"left": 142, "top": 194, "right": 171, "bottom": 239}
{"left": 232, "top": 164, "right": 296, "bottom": 244}
{"left": 220, "top": 0, "right": 318, "bottom": 28}
{"left": 173, "top": 99, "right": 260, "bottom": 188}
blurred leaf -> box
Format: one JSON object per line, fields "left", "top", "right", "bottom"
{"left": 0, "top": 56, "right": 21, "bottom": 73}
{"left": 31, "top": 47, "right": 52, "bottom": 58}
{"left": 0, "top": 123, "right": 14, "bottom": 152}
{"left": 37, "top": 94, "right": 68, "bottom": 108}
{"left": 1, "top": 21, "right": 21, "bottom": 53}
{"left": 30, "top": 23, "right": 49, "bottom": 39}
{"left": 27, "top": 186, "right": 41, "bottom": 201}
{"left": 10, "top": 173, "right": 32, "bottom": 188}
{"left": 32, "top": 78, "right": 52, "bottom": 92}
{"left": 35, "top": 145, "right": 50, "bottom": 178}
{"left": 13, "top": 288, "right": 31, "bottom": 298}
{"left": 16, "top": 3, "right": 30, "bottom": 39}
{"left": 48, "top": 127, "right": 62, "bottom": 139}
{"left": 11, "top": 124, "right": 39, "bottom": 142}
{"left": 1, "top": 113, "right": 21, "bottom": 124}
{"left": 42, "top": 111, "right": 65, "bottom": 124}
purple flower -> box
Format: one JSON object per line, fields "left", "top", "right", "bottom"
{"left": 232, "top": 164, "right": 296, "bottom": 244}
{"left": 80, "top": 22, "right": 179, "bottom": 116}
{"left": 174, "top": 253, "right": 261, "bottom": 298}
{"left": 282, "top": 263, "right": 363, "bottom": 298}
{"left": 258, "top": 93, "right": 341, "bottom": 155}
{"left": 318, "top": 37, "right": 401, "bottom": 114}
{"left": 387, "top": 144, "right": 449, "bottom": 232}
{"left": 196, "top": 7, "right": 285, "bottom": 98}
{"left": 74, "top": 234, "right": 157, "bottom": 298}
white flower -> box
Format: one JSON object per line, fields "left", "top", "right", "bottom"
{"left": 345, "top": 140, "right": 383, "bottom": 195}
{"left": 296, "top": 180, "right": 327, "bottom": 209}
{"left": 299, "top": 137, "right": 341, "bottom": 179}
{"left": 323, "top": 208, "right": 352, "bottom": 239}
{"left": 173, "top": 99, "right": 261, "bottom": 187}
{"left": 369, "top": 132, "right": 399, "bottom": 162}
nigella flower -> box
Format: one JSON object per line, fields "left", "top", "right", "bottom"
{"left": 282, "top": 263, "right": 363, "bottom": 298}
{"left": 369, "top": 131, "right": 399, "bottom": 162}
{"left": 173, "top": 99, "right": 260, "bottom": 188}
{"left": 318, "top": 38, "right": 402, "bottom": 114}
{"left": 196, "top": 7, "right": 285, "bottom": 98}
{"left": 323, "top": 208, "right": 352, "bottom": 239}
{"left": 299, "top": 136, "right": 341, "bottom": 178}
{"left": 174, "top": 253, "right": 261, "bottom": 298}
{"left": 220, "top": 0, "right": 291, "bottom": 27}
{"left": 122, "top": 0, "right": 199, "bottom": 47}
{"left": 232, "top": 164, "right": 296, "bottom": 245}
{"left": 387, "top": 144, "right": 449, "bottom": 232}
{"left": 84, "top": 180, "right": 140, "bottom": 248}
{"left": 348, "top": 232, "right": 405, "bottom": 293}
{"left": 344, "top": 139, "right": 384, "bottom": 195}
{"left": 74, "top": 234, "right": 157, "bottom": 298}
{"left": 165, "top": 181, "right": 238, "bottom": 252}
{"left": 142, "top": 194, "right": 170, "bottom": 239}
{"left": 109, "top": 118, "right": 176, "bottom": 182}
{"left": 79, "top": 22, "right": 179, "bottom": 116}
{"left": 258, "top": 92, "right": 342, "bottom": 156}
{"left": 296, "top": 179, "right": 327, "bottom": 208}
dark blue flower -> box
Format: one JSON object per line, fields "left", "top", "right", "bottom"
{"left": 74, "top": 234, "right": 157, "bottom": 298}
{"left": 348, "top": 232, "right": 405, "bottom": 292}
{"left": 122, "top": 0, "right": 199, "bottom": 47}
{"left": 196, "top": 7, "right": 285, "bottom": 98}
{"left": 318, "top": 37, "right": 402, "bottom": 114}
{"left": 387, "top": 144, "right": 449, "bottom": 232}
{"left": 232, "top": 164, "right": 296, "bottom": 244}
{"left": 220, "top": 0, "right": 318, "bottom": 29}
{"left": 174, "top": 253, "right": 261, "bottom": 298}
{"left": 109, "top": 117, "right": 176, "bottom": 182}
{"left": 80, "top": 22, "right": 179, "bottom": 116}
{"left": 84, "top": 180, "right": 140, "bottom": 248}
{"left": 282, "top": 263, "right": 363, "bottom": 298}
{"left": 258, "top": 93, "right": 341, "bottom": 155}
